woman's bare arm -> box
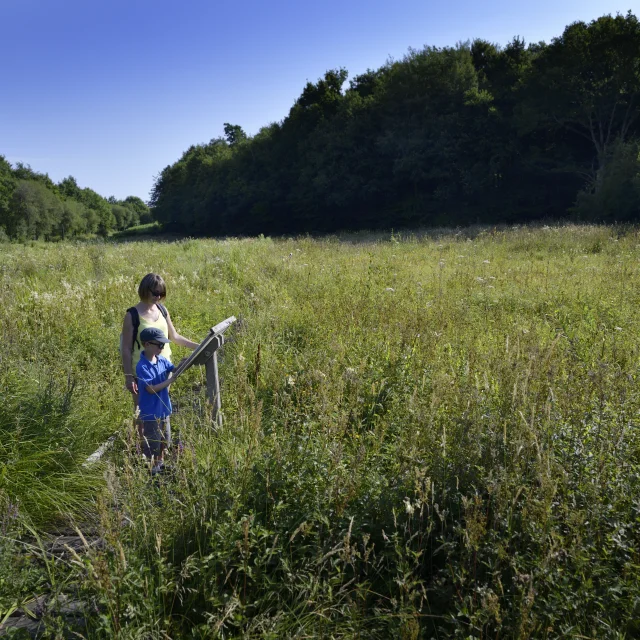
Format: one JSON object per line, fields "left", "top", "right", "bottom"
{"left": 122, "top": 311, "right": 138, "bottom": 393}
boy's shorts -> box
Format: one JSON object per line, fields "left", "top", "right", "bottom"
{"left": 141, "top": 417, "right": 171, "bottom": 459}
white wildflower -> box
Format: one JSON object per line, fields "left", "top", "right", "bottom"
{"left": 344, "top": 367, "right": 358, "bottom": 383}
{"left": 404, "top": 497, "right": 414, "bottom": 515}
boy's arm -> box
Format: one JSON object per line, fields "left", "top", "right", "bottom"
{"left": 137, "top": 359, "right": 169, "bottom": 395}
{"left": 142, "top": 360, "right": 178, "bottom": 393}
{"left": 144, "top": 372, "right": 174, "bottom": 394}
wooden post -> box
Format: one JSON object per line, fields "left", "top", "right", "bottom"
{"left": 204, "top": 335, "right": 224, "bottom": 427}
{"left": 163, "top": 316, "right": 235, "bottom": 429}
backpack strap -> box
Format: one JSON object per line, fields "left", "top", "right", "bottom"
{"left": 156, "top": 303, "right": 168, "bottom": 319}
{"left": 127, "top": 307, "right": 141, "bottom": 351}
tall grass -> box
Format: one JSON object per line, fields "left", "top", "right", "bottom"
{"left": 1, "top": 225, "right": 639, "bottom": 638}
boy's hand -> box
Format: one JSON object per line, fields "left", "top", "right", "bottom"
{"left": 125, "top": 378, "right": 138, "bottom": 394}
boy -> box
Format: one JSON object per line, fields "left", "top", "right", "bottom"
{"left": 136, "top": 327, "right": 180, "bottom": 470}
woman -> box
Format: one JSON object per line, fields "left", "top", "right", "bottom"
{"left": 122, "top": 273, "right": 198, "bottom": 446}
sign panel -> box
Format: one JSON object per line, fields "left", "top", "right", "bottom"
{"left": 171, "top": 316, "right": 236, "bottom": 379}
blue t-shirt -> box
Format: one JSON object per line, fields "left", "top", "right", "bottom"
{"left": 136, "top": 354, "right": 175, "bottom": 420}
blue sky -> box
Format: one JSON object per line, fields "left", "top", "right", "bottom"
{"left": 1, "top": 0, "right": 634, "bottom": 201}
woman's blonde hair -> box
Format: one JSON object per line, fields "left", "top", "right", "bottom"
{"left": 138, "top": 273, "right": 167, "bottom": 300}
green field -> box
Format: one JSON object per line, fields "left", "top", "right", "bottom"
{"left": 1, "top": 226, "right": 639, "bottom": 638}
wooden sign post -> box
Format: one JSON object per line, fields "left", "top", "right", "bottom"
{"left": 172, "top": 316, "right": 236, "bottom": 427}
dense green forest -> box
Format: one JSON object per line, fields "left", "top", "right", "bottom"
{"left": 0, "top": 159, "right": 150, "bottom": 241}
{"left": 151, "top": 12, "right": 640, "bottom": 235}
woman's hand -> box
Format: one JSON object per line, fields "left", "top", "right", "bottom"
{"left": 125, "top": 377, "right": 138, "bottom": 394}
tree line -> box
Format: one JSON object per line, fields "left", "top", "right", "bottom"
{"left": 0, "top": 159, "right": 151, "bottom": 241}
{"left": 151, "top": 12, "right": 640, "bottom": 235}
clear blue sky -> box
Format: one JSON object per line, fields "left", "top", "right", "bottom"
{"left": 1, "top": 0, "right": 633, "bottom": 202}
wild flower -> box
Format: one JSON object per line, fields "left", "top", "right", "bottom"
{"left": 343, "top": 367, "right": 358, "bottom": 383}
{"left": 403, "top": 497, "right": 414, "bottom": 515}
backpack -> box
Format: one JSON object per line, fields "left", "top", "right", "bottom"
{"left": 120, "top": 303, "right": 168, "bottom": 356}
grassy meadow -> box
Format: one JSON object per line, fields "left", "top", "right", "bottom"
{"left": 1, "top": 225, "right": 639, "bottom": 638}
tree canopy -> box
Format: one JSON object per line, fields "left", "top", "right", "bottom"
{"left": 0, "top": 163, "right": 150, "bottom": 241}
{"left": 151, "top": 12, "right": 640, "bottom": 235}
